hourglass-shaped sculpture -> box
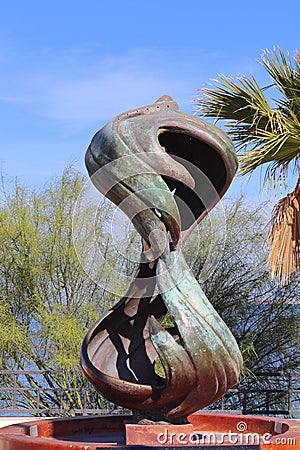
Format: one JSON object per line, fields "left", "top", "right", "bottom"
{"left": 80, "top": 95, "right": 243, "bottom": 423}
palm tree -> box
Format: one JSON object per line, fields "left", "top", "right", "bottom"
{"left": 196, "top": 47, "right": 300, "bottom": 285}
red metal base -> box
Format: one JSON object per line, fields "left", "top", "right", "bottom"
{"left": 0, "top": 413, "right": 299, "bottom": 449}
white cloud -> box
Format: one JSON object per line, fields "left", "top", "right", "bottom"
{"left": 0, "top": 47, "right": 223, "bottom": 123}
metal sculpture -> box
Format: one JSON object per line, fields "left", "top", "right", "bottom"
{"left": 80, "top": 95, "right": 243, "bottom": 423}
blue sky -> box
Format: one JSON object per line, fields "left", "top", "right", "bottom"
{"left": 0, "top": 0, "right": 299, "bottom": 205}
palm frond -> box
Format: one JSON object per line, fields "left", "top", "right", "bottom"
{"left": 196, "top": 47, "right": 300, "bottom": 192}
{"left": 261, "top": 47, "right": 300, "bottom": 114}
{"left": 239, "top": 131, "right": 300, "bottom": 175}
{"left": 197, "top": 74, "right": 274, "bottom": 129}
{"left": 268, "top": 178, "right": 300, "bottom": 285}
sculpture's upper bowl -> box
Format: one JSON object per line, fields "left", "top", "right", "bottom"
{"left": 85, "top": 95, "right": 237, "bottom": 244}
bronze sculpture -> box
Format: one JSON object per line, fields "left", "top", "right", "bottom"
{"left": 80, "top": 95, "right": 243, "bottom": 423}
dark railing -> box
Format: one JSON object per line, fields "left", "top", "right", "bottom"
{"left": 210, "top": 372, "right": 300, "bottom": 418}
{"left": 0, "top": 370, "right": 299, "bottom": 418}
{"left": 0, "top": 369, "right": 127, "bottom": 417}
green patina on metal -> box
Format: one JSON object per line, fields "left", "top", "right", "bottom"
{"left": 80, "top": 95, "right": 243, "bottom": 422}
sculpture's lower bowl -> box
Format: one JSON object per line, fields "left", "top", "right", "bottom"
{"left": 0, "top": 412, "right": 299, "bottom": 449}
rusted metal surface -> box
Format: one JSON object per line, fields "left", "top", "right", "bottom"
{"left": 80, "top": 95, "right": 243, "bottom": 422}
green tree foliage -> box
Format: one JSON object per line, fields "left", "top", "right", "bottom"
{"left": 0, "top": 169, "right": 298, "bottom": 414}
{"left": 0, "top": 168, "right": 121, "bottom": 413}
